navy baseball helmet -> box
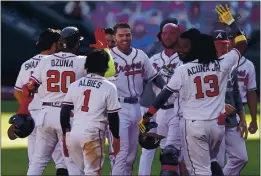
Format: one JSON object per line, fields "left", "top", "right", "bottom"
{"left": 139, "top": 122, "right": 165, "bottom": 150}
{"left": 60, "top": 26, "right": 84, "bottom": 49}
{"left": 8, "top": 114, "right": 35, "bottom": 140}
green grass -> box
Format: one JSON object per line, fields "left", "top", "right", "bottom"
{"left": 1, "top": 100, "right": 260, "bottom": 175}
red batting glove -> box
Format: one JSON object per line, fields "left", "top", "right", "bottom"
{"left": 89, "top": 28, "right": 108, "bottom": 49}
{"left": 62, "top": 135, "right": 69, "bottom": 157}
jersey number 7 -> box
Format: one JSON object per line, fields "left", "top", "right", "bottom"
{"left": 194, "top": 75, "right": 219, "bottom": 99}
{"left": 47, "top": 70, "right": 76, "bottom": 93}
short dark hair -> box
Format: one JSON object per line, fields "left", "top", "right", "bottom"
{"left": 85, "top": 49, "right": 109, "bottom": 73}
{"left": 36, "top": 28, "right": 60, "bottom": 52}
{"left": 113, "top": 23, "right": 131, "bottom": 34}
{"left": 104, "top": 28, "right": 114, "bottom": 35}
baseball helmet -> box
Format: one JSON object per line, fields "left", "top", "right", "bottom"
{"left": 7, "top": 114, "right": 35, "bottom": 140}
{"left": 139, "top": 122, "right": 165, "bottom": 150}
{"left": 60, "top": 26, "right": 84, "bottom": 49}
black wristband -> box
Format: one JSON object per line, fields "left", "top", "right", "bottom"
{"left": 230, "top": 22, "right": 243, "bottom": 36}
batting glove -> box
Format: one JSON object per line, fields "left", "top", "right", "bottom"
{"left": 89, "top": 28, "right": 108, "bottom": 49}
{"left": 215, "top": 4, "right": 235, "bottom": 25}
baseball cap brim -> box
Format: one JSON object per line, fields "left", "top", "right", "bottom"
{"left": 7, "top": 124, "right": 17, "bottom": 140}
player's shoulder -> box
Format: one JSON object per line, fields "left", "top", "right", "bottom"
{"left": 20, "top": 54, "right": 47, "bottom": 68}
{"left": 244, "top": 57, "right": 255, "bottom": 67}
{"left": 135, "top": 48, "right": 148, "bottom": 57}
{"left": 102, "top": 78, "right": 117, "bottom": 89}
{"left": 150, "top": 52, "right": 161, "bottom": 61}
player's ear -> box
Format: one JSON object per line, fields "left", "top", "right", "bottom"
{"left": 50, "top": 42, "right": 58, "bottom": 54}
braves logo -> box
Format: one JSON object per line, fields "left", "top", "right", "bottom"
{"left": 238, "top": 70, "right": 249, "bottom": 86}
{"left": 114, "top": 61, "right": 143, "bottom": 76}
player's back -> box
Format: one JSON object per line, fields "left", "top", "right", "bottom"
{"left": 31, "top": 52, "right": 86, "bottom": 103}
{"left": 15, "top": 54, "right": 46, "bottom": 110}
{"left": 65, "top": 74, "right": 118, "bottom": 126}
{"left": 180, "top": 57, "right": 236, "bottom": 120}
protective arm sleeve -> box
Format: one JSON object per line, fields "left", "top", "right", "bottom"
{"left": 60, "top": 104, "right": 73, "bottom": 135}
{"left": 152, "top": 75, "right": 166, "bottom": 89}
{"left": 146, "top": 88, "right": 173, "bottom": 117}
{"left": 232, "top": 69, "right": 244, "bottom": 114}
{"left": 108, "top": 112, "right": 120, "bottom": 139}
{"left": 104, "top": 48, "right": 116, "bottom": 78}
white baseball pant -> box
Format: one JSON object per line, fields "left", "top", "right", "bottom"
{"left": 182, "top": 119, "right": 225, "bottom": 175}
{"left": 28, "top": 110, "right": 65, "bottom": 169}
{"left": 111, "top": 103, "right": 141, "bottom": 175}
{"left": 138, "top": 107, "right": 157, "bottom": 176}
{"left": 138, "top": 107, "right": 182, "bottom": 175}
{"left": 216, "top": 126, "right": 248, "bottom": 175}
{"left": 27, "top": 106, "right": 80, "bottom": 175}
{"left": 66, "top": 124, "right": 106, "bottom": 175}
{"left": 105, "top": 124, "right": 116, "bottom": 171}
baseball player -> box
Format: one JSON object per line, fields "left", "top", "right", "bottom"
{"left": 139, "top": 23, "right": 183, "bottom": 175}
{"left": 105, "top": 28, "right": 116, "bottom": 49}
{"left": 139, "top": 5, "right": 248, "bottom": 174}
{"left": 213, "top": 30, "right": 249, "bottom": 175}
{"left": 110, "top": 23, "right": 166, "bottom": 175}
{"left": 60, "top": 49, "right": 121, "bottom": 175}
{"left": 237, "top": 55, "right": 258, "bottom": 135}
{"left": 13, "top": 28, "right": 68, "bottom": 175}
{"left": 13, "top": 27, "right": 116, "bottom": 175}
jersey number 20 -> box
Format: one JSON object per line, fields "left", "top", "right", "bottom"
{"left": 47, "top": 70, "right": 76, "bottom": 93}
{"left": 194, "top": 75, "right": 219, "bottom": 99}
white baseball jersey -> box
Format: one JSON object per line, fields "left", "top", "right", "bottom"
{"left": 63, "top": 73, "right": 121, "bottom": 127}
{"left": 173, "top": 61, "right": 184, "bottom": 118}
{"left": 31, "top": 52, "right": 86, "bottom": 102}
{"left": 166, "top": 49, "right": 241, "bottom": 120}
{"left": 151, "top": 51, "right": 182, "bottom": 105}
{"left": 237, "top": 56, "right": 257, "bottom": 103}
{"left": 110, "top": 47, "right": 157, "bottom": 98}
{"left": 14, "top": 54, "right": 46, "bottom": 111}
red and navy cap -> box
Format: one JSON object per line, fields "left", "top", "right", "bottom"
{"left": 212, "top": 30, "right": 230, "bottom": 43}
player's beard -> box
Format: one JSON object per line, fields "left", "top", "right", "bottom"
{"left": 162, "top": 41, "right": 178, "bottom": 49}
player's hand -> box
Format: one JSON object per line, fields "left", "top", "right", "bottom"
{"left": 225, "top": 104, "right": 236, "bottom": 116}
{"left": 248, "top": 120, "right": 258, "bottom": 134}
{"left": 215, "top": 4, "right": 235, "bottom": 25}
{"left": 89, "top": 28, "right": 108, "bottom": 49}
{"left": 237, "top": 119, "right": 248, "bottom": 139}
{"left": 112, "top": 137, "right": 120, "bottom": 155}
{"left": 139, "top": 113, "right": 151, "bottom": 134}
{"left": 62, "top": 135, "right": 69, "bottom": 157}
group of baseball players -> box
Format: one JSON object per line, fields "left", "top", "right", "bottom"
{"left": 8, "top": 4, "right": 258, "bottom": 176}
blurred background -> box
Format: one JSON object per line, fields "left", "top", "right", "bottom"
{"left": 1, "top": 1, "right": 260, "bottom": 97}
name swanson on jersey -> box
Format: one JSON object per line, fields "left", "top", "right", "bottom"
{"left": 51, "top": 59, "right": 73, "bottom": 68}
{"left": 187, "top": 63, "right": 221, "bottom": 76}
{"left": 25, "top": 60, "right": 40, "bottom": 70}
{"left": 78, "top": 79, "right": 103, "bottom": 89}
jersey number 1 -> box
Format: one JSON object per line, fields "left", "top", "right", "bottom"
{"left": 81, "top": 89, "right": 91, "bottom": 112}
{"left": 194, "top": 75, "right": 219, "bottom": 99}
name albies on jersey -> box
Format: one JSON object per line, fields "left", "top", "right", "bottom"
{"left": 110, "top": 47, "right": 157, "bottom": 98}
{"left": 14, "top": 54, "right": 46, "bottom": 111}
{"left": 63, "top": 73, "right": 121, "bottom": 126}
{"left": 151, "top": 51, "right": 182, "bottom": 105}
{"left": 30, "top": 52, "right": 86, "bottom": 102}
{"left": 237, "top": 56, "right": 257, "bottom": 103}
{"left": 166, "top": 49, "right": 241, "bottom": 120}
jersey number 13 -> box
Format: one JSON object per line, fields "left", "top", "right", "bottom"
{"left": 194, "top": 75, "right": 219, "bottom": 99}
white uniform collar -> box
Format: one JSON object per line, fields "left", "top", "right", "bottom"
{"left": 161, "top": 51, "right": 178, "bottom": 61}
